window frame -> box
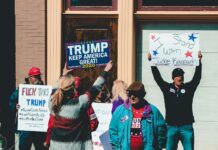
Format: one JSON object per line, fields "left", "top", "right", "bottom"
{"left": 137, "top": 0, "right": 218, "bottom": 11}
{"left": 65, "top": 0, "right": 117, "bottom": 11}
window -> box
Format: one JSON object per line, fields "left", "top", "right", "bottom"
{"left": 142, "top": 0, "right": 218, "bottom": 6}
{"left": 137, "top": 0, "right": 218, "bottom": 11}
{"left": 65, "top": 0, "right": 117, "bottom": 11}
{"left": 72, "top": 0, "right": 112, "bottom": 6}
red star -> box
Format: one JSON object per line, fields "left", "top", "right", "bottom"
{"left": 185, "top": 51, "right": 193, "bottom": 57}
{"left": 151, "top": 35, "right": 155, "bottom": 40}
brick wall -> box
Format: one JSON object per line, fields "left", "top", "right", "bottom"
{"left": 15, "top": 0, "right": 46, "bottom": 86}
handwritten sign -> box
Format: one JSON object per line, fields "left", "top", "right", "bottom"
{"left": 66, "top": 40, "right": 111, "bottom": 69}
{"left": 92, "top": 103, "right": 112, "bottom": 150}
{"left": 17, "top": 84, "right": 52, "bottom": 132}
{"left": 149, "top": 33, "right": 199, "bottom": 66}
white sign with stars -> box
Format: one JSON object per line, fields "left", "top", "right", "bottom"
{"left": 149, "top": 33, "right": 199, "bottom": 66}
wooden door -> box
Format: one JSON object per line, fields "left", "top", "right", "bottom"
{"left": 62, "top": 16, "right": 118, "bottom": 94}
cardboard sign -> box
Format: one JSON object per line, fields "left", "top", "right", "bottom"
{"left": 92, "top": 103, "right": 112, "bottom": 150}
{"left": 149, "top": 33, "right": 199, "bottom": 66}
{"left": 17, "top": 84, "right": 52, "bottom": 132}
{"left": 66, "top": 40, "right": 111, "bottom": 69}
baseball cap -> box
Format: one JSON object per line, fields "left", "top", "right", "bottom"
{"left": 172, "top": 68, "right": 184, "bottom": 79}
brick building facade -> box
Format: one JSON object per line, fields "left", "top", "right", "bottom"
{"left": 15, "top": 0, "right": 46, "bottom": 85}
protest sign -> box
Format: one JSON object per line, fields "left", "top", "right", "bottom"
{"left": 149, "top": 33, "right": 199, "bottom": 66}
{"left": 66, "top": 40, "right": 111, "bottom": 69}
{"left": 92, "top": 103, "right": 112, "bottom": 150}
{"left": 17, "top": 84, "right": 52, "bottom": 132}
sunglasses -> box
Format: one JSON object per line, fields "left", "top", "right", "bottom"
{"left": 128, "top": 92, "right": 139, "bottom": 99}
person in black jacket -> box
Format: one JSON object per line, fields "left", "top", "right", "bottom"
{"left": 148, "top": 51, "right": 202, "bottom": 150}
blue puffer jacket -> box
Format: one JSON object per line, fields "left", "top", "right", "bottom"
{"left": 109, "top": 100, "right": 166, "bottom": 150}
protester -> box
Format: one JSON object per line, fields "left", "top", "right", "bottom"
{"left": 44, "top": 64, "right": 99, "bottom": 148}
{"left": 49, "top": 61, "right": 113, "bottom": 150}
{"left": 148, "top": 51, "right": 202, "bottom": 150}
{"left": 44, "top": 76, "right": 99, "bottom": 148}
{"left": 73, "top": 77, "right": 99, "bottom": 132}
{"left": 94, "top": 84, "right": 111, "bottom": 103}
{"left": 109, "top": 81, "right": 166, "bottom": 150}
{"left": 111, "top": 80, "right": 128, "bottom": 114}
{"left": 9, "top": 67, "right": 47, "bottom": 150}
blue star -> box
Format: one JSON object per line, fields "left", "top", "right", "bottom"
{"left": 188, "top": 33, "right": 197, "bottom": 42}
{"left": 152, "top": 50, "right": 158, "bottom": 56}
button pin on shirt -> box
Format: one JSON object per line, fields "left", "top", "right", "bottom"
{"left": 121, "top": 115, "right": 128, "bottom": 122}
{"left": 169, "top": 88, "right": 175, "bottom": 93}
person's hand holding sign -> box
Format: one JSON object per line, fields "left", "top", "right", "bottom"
{"left": 104, "top": 60, "right": 113, "bottom": 72}
{"left": 147, "top": 52, "right": 152, "bottom": 61}
{"left": 62, "top": 63, "right": 73, "bottom": 76}
{"left": 198, "top": 51, "right": 203, "bottom": 60}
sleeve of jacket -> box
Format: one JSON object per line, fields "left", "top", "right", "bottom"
{"left": 188, "top": 60, "right": 202, "bottom": 89}
{"left": 86, "top": 71, "right": 108, "bottom": 104}
{"left": 151, "top": 66, "right": 168, "bottom": 92}
{"left": 87, "top": 105, "right": 99, "bottom": 132}
{"left": 44, "top": 114, "right": 55, "bottom": 145}
{"left": 9, "top": 89, "right": 19, "bottom": 112}
{"left": 155, "top": 109, "right": 167, "bottom": 149}
{"left": 109, "top": 106, "right": 122, "bottom": 150}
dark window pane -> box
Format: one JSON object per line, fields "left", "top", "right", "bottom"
{"left": 142, "top": 0, "right": 218, "bottom": 6}
{"left": 72, "top": 0, "right": 112, "bottom": 6}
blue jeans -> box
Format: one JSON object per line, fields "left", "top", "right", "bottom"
{"left": 166, "top": 124, "right": 194, "bottom": 150}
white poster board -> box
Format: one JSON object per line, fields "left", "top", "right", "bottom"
{"left": 149, "top": 33, "right": 199, "bottom": 66}
{"left": 17, "top": 84, "right": 52, "bottom": 132}
{"left": 92, "top": 103, "right": 112, "bottom": 150}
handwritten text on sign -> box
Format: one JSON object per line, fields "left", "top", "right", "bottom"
{"left": 92, "top": 103, "right": 112, "bottom": 150}
{"left": 17, "top": 84, "right": 52, "bottom": 132}
{"left": 149, "top": 33, "right": 199, "bottom": 66}
{"left": 66, "top": 40, "right": 111, "bottom": 69}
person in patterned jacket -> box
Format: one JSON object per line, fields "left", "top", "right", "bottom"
{"left": 49, "top": 61, "right": 113, "bottom": 150}
{"left": 44, "top": 76, "right": 99, "bottom": 148}
{"left": 109, "top": 81, "right": 166, "bottom": 150}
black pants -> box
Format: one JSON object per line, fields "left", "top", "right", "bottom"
{"left": 19, "top": 131, "right": 47, "bottom": 150}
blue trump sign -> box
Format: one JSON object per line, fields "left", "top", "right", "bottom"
{"left": 66, "top": 40, "right": 111, "bottom": 69}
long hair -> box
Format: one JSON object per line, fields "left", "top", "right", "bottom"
{"left": 34, "top": 75, "right": 44, "bottom": 85}
{"left": 52, "top": 74, "right": 75, "bottom": 114}
{"left": 111, "top": 80, "right": 128, "bottom": 102}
